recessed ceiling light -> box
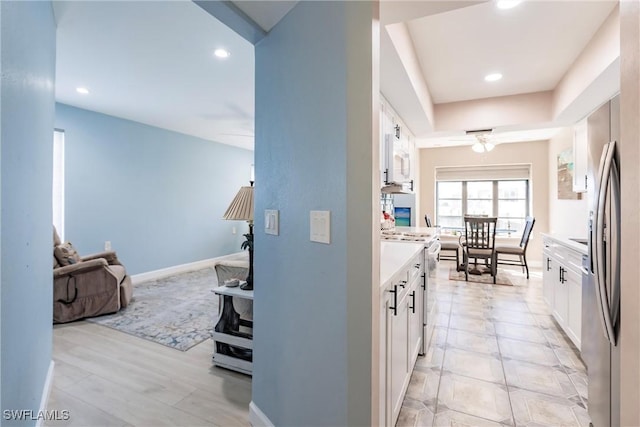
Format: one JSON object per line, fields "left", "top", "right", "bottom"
{"left": 496, "top": 0, "right": 522, "bottom": 10}
{"left": 213, "top": 49, "right": 230, "bottom": 59}
{"left": 76, "top": 87, "right": 90, "bottom": 95}
{"left": 484, "top": 73, "right": 503, "bottom": 82}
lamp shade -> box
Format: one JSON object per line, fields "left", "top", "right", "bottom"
{"left": 223, "top": 186, "right": 254, "bottom": 221}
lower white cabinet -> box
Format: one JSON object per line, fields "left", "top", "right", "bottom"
{"left": 380, "top": 250, "right": 424, "bottom": 426}
{"left": 542, "top": 236, "right": 584, "bottom": 349}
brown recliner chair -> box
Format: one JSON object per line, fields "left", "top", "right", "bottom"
{"left": 53, "top": 227, "right": 133, "bottom": 323}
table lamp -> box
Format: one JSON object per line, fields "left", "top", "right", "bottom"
{"left": 223, "top": 180, "right": 254, "bottom": 290}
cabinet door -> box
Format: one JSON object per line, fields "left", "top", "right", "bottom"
{"left": 390, "top": 294, "right": 409, "bottom": 425}
{"left": 553, "top": 264, "right": 569, "bottom": 327}
{"left": 566, "top": 268, "right": 582, "bottom": 349}
{"left": 380, "top": 292, "right": 391, "bottom": 426}
{"left": 408, "top": 278, "right": 422, "bottom": 366}
{"left": 542, "top": 253, "right": 555, "bottom": 307}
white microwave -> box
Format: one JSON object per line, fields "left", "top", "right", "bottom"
{"left": 384, "top": 133, "right": 411, "bottom": 184}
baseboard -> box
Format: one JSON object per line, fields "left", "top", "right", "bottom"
{"left": 35, "top": 360, "right": 55, "bottom": 427}
{"left": 249, "top": 401, "right": 274, "bottom": 427}
{"left": 131, "top": 252, "right": 247, "bottom": 284}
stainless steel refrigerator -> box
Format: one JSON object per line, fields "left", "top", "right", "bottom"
{"left": 581, "top": 96, "right": 621, "bottom": 427}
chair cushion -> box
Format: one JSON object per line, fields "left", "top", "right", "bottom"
{"left": 441, "top": 241, "right": 459, "bottom": 250}
{"left": 54, "top": 242, "right": 82, "bottom": 266}
{"left": 467, "top": 248, "right": 494, "bottom": 257}
{"left": 495, "top": 244, "right": 524, "bottom": 255}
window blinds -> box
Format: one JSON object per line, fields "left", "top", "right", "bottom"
{"left": 435, "top": 164, "right": 531, "bottom": 182}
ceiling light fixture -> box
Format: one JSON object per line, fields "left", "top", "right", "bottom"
{"left": 484, "top": 73, "right": 503, "bottom": 82}
{"left": 471, "top": 135, "right": 495, "bottom": 153}
{"left": 496, "top": 0, "right": 522, "bottom": 10}
{"left": 76, "top": 87, "right": 90, "bottom": 95}
{"left": 213, "top": 48, "right": 230, "bottom": 59}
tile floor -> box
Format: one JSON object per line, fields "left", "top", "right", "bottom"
{"left": 397, "top": 263, "right": 589, "bottom": 427}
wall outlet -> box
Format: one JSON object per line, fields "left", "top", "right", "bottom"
{"left": 232, "top": 226, "right": 237, "bottom": 235}
{"left": 104, "top": 241, "right": 112, "bottom": 251}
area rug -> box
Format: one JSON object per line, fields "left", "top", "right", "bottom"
{"left": 449, "top": 267, "right": 513, "bottom": 286}
{"left": 87, "top": 268, "right": 218, "bottom": 351}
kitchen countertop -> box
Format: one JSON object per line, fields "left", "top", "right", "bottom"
{"left": 394, "top": 226, "right": 440, "bottom": 237}
{"left": 542, "top": 233, "right": 589, "bottom": 255}
{"left": 380, "top": 241, "right": 424, "bottom": 288}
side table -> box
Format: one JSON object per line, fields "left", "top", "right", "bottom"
{"left": 212, "top": 286, "right": 253, "bottom": 375}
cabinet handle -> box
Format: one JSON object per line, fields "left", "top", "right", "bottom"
{"left": 384, "top": 168, "right": 389, "bottom": 185}
{"left": 559, "top": 266, "right": 566, "bottom": 284}
{"left": 388, "top": 285, "right": 398, "bottom": 316}
{"left": 585, "top": 175, "right": 588, "bottom": 188}
{"left": 409, "top": 179, "right": 414, "bottom": 192}
{"left": 410, "top": 291, "right": 416, "bottom": 314}
{"left": 414, "top": 263, "right": 421, "bottom": 269}
{"left": 546, "top": 257, "right": 551, "bottom": 271}
{"left": 398, "top": 280, "right": 406, "bottom": 288}
{"left": 421, "top": 273, "right": 426, "bottom": 290}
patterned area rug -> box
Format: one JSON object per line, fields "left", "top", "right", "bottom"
{"left": 87, "top": 268, "right": 218, "bottom": 351}
{"left": 449, "top": 267, "right": 513, "bottom": 286}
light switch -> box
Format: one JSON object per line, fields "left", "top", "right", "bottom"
{"left": 310, "top": 210, "right": 330, "bottom": 244}
{"left": 265, "top": 209, "right": 279, "bottom": 236}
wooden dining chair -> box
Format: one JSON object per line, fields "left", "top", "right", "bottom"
{"left": 460, "top": 216, "right": 498, "bottom": 281}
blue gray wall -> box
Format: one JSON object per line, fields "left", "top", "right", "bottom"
{"left": 253, "top": 2, "right": 377, "bottom": 425}
{"left": 1, "top": 1, "right": 56, "bottom": 424}
{"left": 55, "top": 104, "right": 254, "bottom": 275}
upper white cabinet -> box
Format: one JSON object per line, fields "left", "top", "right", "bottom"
{"left": 573, "top": 118, "right": 588, "bottom": 193}
{"left": 380, "top": 98, "right": 415, "bottom": 191}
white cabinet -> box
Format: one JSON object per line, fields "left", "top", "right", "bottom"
{"left": 390, "top": 290, "right": 409, "bottom": 421}
{"left": 573, "top": 118, "right": 588, "bottom": 193}
{"left": 542, "top": 235, "right": 585, "bottom": 349}
{"left": 542, "top": 250, "right": 555, "bottom": 307}
{"left": 566, "top": 267, "right": 582, "bottom": 346}
{"left": 380, "top": 249, "right": 423, "bottom": 426}
{"left": 380, "top": 98, "right": 414, "bottom": 190}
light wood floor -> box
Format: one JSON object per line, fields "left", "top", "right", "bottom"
{"left": 45, "top": 322, "right": 251, "bottom": 427}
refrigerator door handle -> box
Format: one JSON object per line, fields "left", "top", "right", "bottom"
{"left": 609, "top": 148, "right": 621, "bottom": 334}
{"left": 594, "top": 141, "right": 617, "bottom": 346}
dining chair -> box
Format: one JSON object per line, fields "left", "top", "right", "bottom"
{"left": 460, "top": 216, "right": 498, "bottom": 281}
{"left": 494, "top": 216, "right": 536, "bottom": 280}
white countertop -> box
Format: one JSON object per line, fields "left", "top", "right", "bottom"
{"left": 542, "top": 233, "right": 588, "bottom": 255}
{"left": 380, "top": 241, "right": 424, "bottom": 288}
{"left": 394, "top": 226, "right": 439, "bottom": 237}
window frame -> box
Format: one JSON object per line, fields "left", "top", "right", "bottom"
{"left": 436, "top": 179, "right": 530, "bottom": 235}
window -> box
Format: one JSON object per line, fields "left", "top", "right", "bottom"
{"left": 53, "top": 129, "right": 65, "bottom": 240}
{"left": 436, "top": 179, "right": 530, "bottom": 235}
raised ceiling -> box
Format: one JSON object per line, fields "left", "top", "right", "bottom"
{"left": 407, "top": 1, "right": 617, "bottom": 104}
{"left": 53, "top": 1, "right": 619, "bottom": 151}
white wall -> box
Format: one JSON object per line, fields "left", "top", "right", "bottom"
{"left": 547, "top": 127, "right": 590, "bottom": 237}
